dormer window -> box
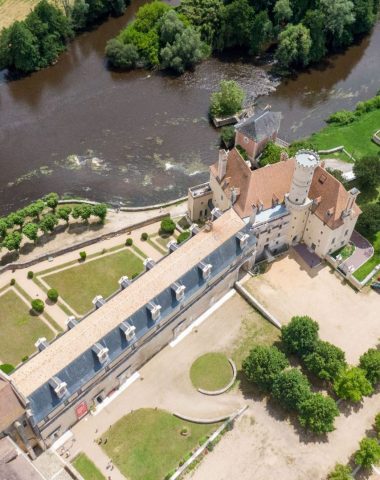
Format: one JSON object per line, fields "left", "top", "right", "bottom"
{"left": 119, "top": 276, "right": 131, "bottom": 289}
{"left": 92, "top": 295, "right": 105, "bottom": 309}
{"left": 211, "top": 207, "right": 222, "bottom": 219}
{"left": 147, "top": 302, "right": 161, "bottom": 321}
{"left": 92, "top": 343, "right": 109, "bottom": 364}
{"left": 35, "top": 337, "right": 49, "bottom": 352}
{"left": 167, "top": 240, "right": 179, "bottom": 252}
{"left": 171, "top": 282, "right": 186, "bottom": 302}
{"left": 318, "top": 174, "right": 327, "bottom": 184}
{"left": 198, "top": 261, "right": 212, "bottom": 280}
{"left": 66, "top": 316, "right": 78, "bottom": 330}
{"left": 144, "top": 258, "right": 156, "bottom": 271}
{"left": 120, "top": 321, "right": 136, "bottom": 341}
{"left": 49, "top": 376, "right": 67, "bottom": 399}
{"left": 236, "top": 232, "right": 249, "bottom": 249}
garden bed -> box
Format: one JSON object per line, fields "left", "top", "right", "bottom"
{"left": 190, "top": 353, "right": 233, "bottom": 391}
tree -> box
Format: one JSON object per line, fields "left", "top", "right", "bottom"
{"left": 249, "top": 10, "right": 273, "bottom": 56}
{"left": 220, "top": 126, "right": 235, "bottom": 147}
{"left": 281, "top": 315, "right": 319, "bottom": 357}
{"left": 57, "top": 206, "right": 72, "bottom": 223}
{"left": 106, "top": 39, "right": 139, "bottom": 69}
{"left": 79, "top": 205, "right": 93, "bottom": 222}
{"left": 355, "top": 437, "right": 380, "bottom": 469}
{"left": 326, "top": 168, "right": 348, "bottom": 186}
{"left": 210, "top": 80, "right": 245, "bottom": 118}
{"left": 25, "top": 200, "right": 45, "bottom": 220}
{"left": 177, "top": 231, "right": 190, "bottom": 244}
{"left": 327, "top": 463, "right": 353, "bottom": 480}
{"left": 47, "top": 288, "right": 59, "bottom": 302}
{"left": 275, "top": 23, "right": 312, "bottom": 72}
{"left": 375, "top": 412, "right": 380, "bottom": 437}
{"left": 160, "top": 218, "right": 176, "bottom": 235}
{"left": 6, "top": 212, "right": 25, "bottom": 230}
{"left": 303, "top": 9, "right": 327, "bottom": 63}
{"left": 85, "top": 0, "right": 109, "bottom": 25}
{"left": 219, "top": 0, "right": 255, "bottom": 49}
{"left": 260, "top": 142, "right": 285, "bottom": 166}
{"left": 2, "top": 232, "right": 22, "bottom": 252}
{"left": 43, "top": 192, "right": 59, "bottom": 211}
{"left": 92, "top": 203, "right": 107, "bottom": 222}
{"left": 319, "top": 0, "right": 355, "bottom": 48}
{"left": 71, "top": 0, "right": 90, "bottom": 30}
{"left": 303, "top": 340, "right": 347, "bottom": 382}
{"left": 355, "top": 203, "right": 380, "bottom": 239}
{"left": 242, "top": 345, "right": 289, "bottom": 391}
{"left": 39, "top": 213, "right": 58, "bottom": 233}
{"left": 22, "top": 222, "right": 39, "bottom": 243}
{"left": 0, "top": 21, "right": 40, "bottom": 72}
{"left": 333, "top": 367, "right": 373, "bottom": 402}
{"left": 298, "top": 393, "right": 339, "bottom": 434}
{"left": 272, "top": 368, "right": 312, "bottom": 410}
{"left": 0, "top": 219, "right": 7, "bottom": 238}
{"left": 353, "top": 155, "right": 380, "bottom": 189}
{"left": 274, "top": 0, "right": 293, "bottom": 25}
{"left": 31, "top": 299, "right": 44, "bottom": 313}
{"left": 351, "top": 0, "right": 376, "bottom": 35}
{"left": 359, "top": 349, "right": 380, "bottom": 386}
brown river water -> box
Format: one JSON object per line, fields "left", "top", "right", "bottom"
{"left": 0, "top": 3, "right": 379, "bottom": 214}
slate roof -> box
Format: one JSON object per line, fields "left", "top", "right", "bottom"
{"left": 11, "top": 210, "right": 256, "bottom": 424}
{"left": 235, "top": 111, "right": 282, "bottom": 142}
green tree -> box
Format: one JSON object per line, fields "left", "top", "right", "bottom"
{"left": 31, "top": 299, "right": 44, "bottom": 313}
{"left": 355, "top": 203, "right": 380, "bottom": 239}
{"left": 160, "top": 218, "right": 176, "bottom": 234}
{"left": 303, "top": 340, "right": 347, "bottom": 382}
{"left": 0, "top": 21, "right": 40, "bottom": 72}
{"left": 359, "top": 349, "right": 380, "bottom": 386}
{"left": 79, "top": 205, "right": 93, "bottom": 222}
{"left": 298, "top": 393, "right": 339, "bottom": 434}
{"left": 249, "top": 10, "right": 273, "bottom": 56}
{"left": 353, "top": 155, "right": 380, "bottom": 189}
{"left": 242, "top": 345, "right": 289, "bottom": 391}
{"left": 281, "top": 315, "right": 319, "bottom": 357}
{"left": 274, "top": 0, "right": 293, "bottom": 25}
{"left": 57, "top": 206, "right": 72, "bottom": 223}
{"left": 47, "top": 288, "right": 59, "bottom": 302}
{"left": 375, "top": 412, "right": 380, "bottom": 437}
{"left": 92, "top": 203, "right": 108, "bottom": 222}
{"left": 333, "top": 367, "right": 373, "bottom": 402}
{"left": 7, "top": 212, "right": 25, "bottom": 230}
{"left": 0, "top": 219, "right": 7, "bottom": 238}
{"left": 22, "top": 222, "right": 39, "bottom": 243}
{"left": 219, "top": 0, "right": 255, "bottom": 49}
{"left": 303, "top": 9, "right": 327, "bottom": 63}
{"left": 210, "top": 80, "right": 245, "bottom": 118}
{"left": 272, "top": 368, "right": 312, "bottom": 411}
{"left": 2, "top": 231, "right": 23, "bottom": 252}
{"left": 275, "top": 23, "right": 312, "bottom": 72}
{"left": 327, "top": 463, "right": 353, "bottom": 480}
{"left": 85, "top": 0, "right": 109, "bottom": 24}
{"left": 351, "top": 0, "right": 375, "bottom": 35}
{"left": 71, "top": 0, "right": 90, "bottom": 30}
{"left": 355, "top": 437, "right": 380, "bottom": 469}
{"left": 260, "top": 142, "right": 285, "bottom": 166}
{"left": 319, "top": 0, "right": 355, "bottom": 48}
{"left": 106, "top": 39, "right": 139, "bottom": 69}
{"left": 43, "top": 192, "right": 59, "bottom": 211}
{"left": 39, "top": 213, "right": 58, "bottom": 233}
{"left": 24, "top": 200, "right": 45, "bottom": 220}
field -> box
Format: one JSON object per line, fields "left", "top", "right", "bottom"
{"left": 0, "top": 0, "right": 39, "bottom": 29}
{"left": 190, "top": 352, "right": 232, "bottom": 391}
{"left": 43, "top": 249, "right": 144, "bottom": 315}
{"left": 309, "top": 108, "right": 380, "bottom": 159}
{"left": 72, "top": 453, "right": 105, "bottom": 480}
{"left": 353, "top": 231, "right": 380, "bottom": 281}
{"left": 0, "top": 289, "right": 54, "bottom": 366}
{"left": 101, "top": 408, "right": 221, "bottom": 480}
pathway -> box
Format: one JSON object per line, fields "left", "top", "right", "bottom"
{"left": 339, "top": 230, "right": 374, "bottom": 275}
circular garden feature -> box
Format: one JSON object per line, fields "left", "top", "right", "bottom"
{"left": 190, "top": 353, "right": 233, "bottom": 392}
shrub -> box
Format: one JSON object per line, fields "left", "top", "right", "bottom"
{"left": 359, "top": 348, "right": 380, "bottom": 386}
{"left": 236, "top": 144, "right": 248, "bottom": 161}
{"left": 242, "top": 345, "right": 289, "bottom": 391}
{"left": 333, "top": 367, "right": 373, "bottom": 403}
{"left": 272, "top": 368, "right": 312, "bottom": 411}
{"left": 281, "top": 315, "right": 319, "bottom": 357}
{"left": 303, "top": 340, "right": 347, "bottom": 382}
{"left": 177, "top": 231, "right": 190, "bottom": 244}
{"left": 160, "top": 218, "right": 176, "bottom": 235}
{"left": 27, "top": 271, "right": 34, "bottom": 279}
{"left": 260, "top": 142, "right": 284, "bottom": 166}
{"left": 131, "top": 272, "right": 139, "bottom": 279}
{"left": 374, "top": 413, "right": 380, "bottom": 437}
{"left": 0, "top": 364, "right": 15, "bottom": 374}
{"left": 31, "top": 299, "right": 44, "bottom": 313}
{"left": 79, "top": 251, "right": 87, "bottom": 261}
{"left": 298, "top": 393, "right": 339, "bottom": 434}
{"left": 209, "top": 80, "right": 245, "bottom": 118}
{"left": 125, "top": 238, "right": 133, "bottom": 246}
{"left": 327, "top": 463, "right": 353, "bottom": 480}
{"left": 21, "top": 356, "right": 29, "bottom": 362}
{"left": 10, "top": 278, "right": 15, "bottom": 286}
{"left": 327, "top": 110, "right": 356, "bottom": 125}
{"left": 220, "top": 126, "right": 235, "bottom": 147}
{"left": 47, "top": 288, "right": 59, "bottom": 302}
{"left": 141, "top": 232, "right": 148, "bottom": 241}
{"left": 355, "top": 437, "right": 380, "bottom": 469}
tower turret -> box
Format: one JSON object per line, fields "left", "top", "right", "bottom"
{"left": 288, "top": 150, "right": 320, "bottom": 206}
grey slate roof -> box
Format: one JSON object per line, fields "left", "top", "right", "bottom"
{"left": 27, "top": 224, "right": 256, "bottom": 424}
{"left": 235, "top": 111, "right": 282, "bottom": 142}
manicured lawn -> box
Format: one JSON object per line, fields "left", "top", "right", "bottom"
{"left": 353, "top": 231, "right": 380, "bottom": 282}
{"left": 309, "top": 108, "right": 380, "bottom": 160}
{"left": 43, "top": 249, "right": 144, "bottom": 315}
{"left": 190, "top": 353, "right": 232, "bottom": 391}
{"left": 72, "top": 453, "right": 105, "bottom": 480}
{"left": 0, "top": 290, "right": 54, "bottom": 366}
{"left": 101, "top": 408, "right": 221, "bottom": 480}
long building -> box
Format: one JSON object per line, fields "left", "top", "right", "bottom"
{"left": 1, "top": 209, "right": 257, "bottom": 453}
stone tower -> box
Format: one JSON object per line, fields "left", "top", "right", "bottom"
{"left": 285, "top": 150, "right": 320, "bottom": 245}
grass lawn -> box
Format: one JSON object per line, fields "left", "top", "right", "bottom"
{"left": 190, "top": 352, "right": 232, "bottom": 391}
{"left": 101, "top": 408, "right": 221, "bottom": 480}
{"left": 309, "top": 108, "right": 380, "bottom": 160}
{"left": 72, "top": 453, "right": 105, "bottom": 480}
{"left": 43, "top": 249, "right": 144, "bottom": 315}
{"left": 0, "top": 290, "right": 54, "bottom": 366}
{"left": 353, "top": 231, "right": 380, "bottom": 282}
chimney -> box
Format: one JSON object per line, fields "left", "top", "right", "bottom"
{"left": 217, "top": 150, "right": 228, "bottom": 181}
{"left": 342, "top": 187, "right": 360, "bottom": 218}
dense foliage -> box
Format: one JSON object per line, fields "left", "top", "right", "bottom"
{"left": 327, "top": 463, "right": 353, "bottom": 480}
{"left": 31, "top": 299, "right": 45, "bottom": 313}
{"left": 333, "top": 366, "right": 373, "bottom": 402}
{"left": 303, "top": 340, "right": 347, "bottom": 382}
{"left": 355, "top": 202, "right": 380, "bottom": 239}
{"left": 353, "top": 155, "right": 380, "bottom": 189}
{"left": 355, "top": 437, "right": 380, "bottom": 468}
{"left": 209, "top": 80, "right": 245, "bottom": 118}
{"left": 297, "top": 393, "right": 339, "bottom": 434}
{"left": 359, "top": 348, "right": 380, "bottom": 386}
{"left": 281, "top": 315, "right": 319, "bottom": 356}
{"left": 271, "top": 368, "right": 312, "bottom": 410}
{"left": 160, "top": 218, "right": 176, "bottom": 235}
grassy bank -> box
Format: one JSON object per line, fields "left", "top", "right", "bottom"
{"left": 72, "top": 453, "right": 105, "bottom": 480}
{"left": 310, "top": 108, "right": 380, "bottom": 160}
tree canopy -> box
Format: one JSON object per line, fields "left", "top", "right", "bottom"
{"left": 303, "top": 340, "right": 347, "bottom": 382}
{"left": 298, "top": 393, "right": 339, "bottom": 434}
{"left": 355, "top": 437, "right": 380, "bottom": 469}
{"left": 333, "top": 367, "right": 373, "bottom": 402}
{"left": 272, "top": 368, "right": 312, "bottom": 410}
{"left": 281, "top": 315, "right": 319, "bottom": 357}
{"left": 209, "top": 80, "right": 245, "bottom": 118}
{"left": 359, "top": 348, "right": 380, "bottom": 386}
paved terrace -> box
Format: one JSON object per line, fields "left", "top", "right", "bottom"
{"left": 11, "top": 209, "right": 245, "bottom": 398}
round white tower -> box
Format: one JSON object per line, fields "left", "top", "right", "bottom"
{"left": 288, "top": 150, "right": 320, "bottom": 206}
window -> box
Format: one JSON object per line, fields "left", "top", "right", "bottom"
{"left": 318, "top": 174, "right": 327, "bottom": 184}
{"left": 345, "top": 229, "right": 349, "bottom": 236}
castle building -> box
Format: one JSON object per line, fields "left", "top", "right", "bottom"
{"left": 188, "top": 147, "right": 361, "bottom": 261}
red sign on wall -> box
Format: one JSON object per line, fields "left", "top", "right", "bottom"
{"left": 75, "top": 401, "right": 88, "bottom": 419}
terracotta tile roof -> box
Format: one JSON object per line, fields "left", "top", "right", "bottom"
{"left": 0, "top": 380, "right": 24, "bottom": 431}
{"left": 211, "top": 148, "right": 295, "bottom": 218}
{"left": 309, "top": 166, "right": 361, "bottom": 229}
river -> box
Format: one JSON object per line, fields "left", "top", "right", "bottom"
{"left": 0, "top": 4, "right": 379, "bottom": 215}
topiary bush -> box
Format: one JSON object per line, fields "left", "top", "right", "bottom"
{"left": 177, "top": 231, "right": 190, "bottom": 244}
{"left": 10, "top": 278, "right": 15, "bottom": 286}
{"left": 79, "top": 251, "right": 87, "bottom": 261}
{"left": 141, "top": 232, "right": 148, "bottom": 241}
{"left": 0, "top": 364, "right": 15, "bottom": 374}
{"left": 160, "top": 218, "right": 176, "bottom": 235}
{"left": 126, "top": 238, "right": 133, "bottom": 246}
{"left": 272, "top": 368, "right": 312, "bottom": 411}
{"left": 31, "top": 299, "right": 44, "bottom": 313}
{"left": 47, "top": 288, "right": 59, "bottom": 302}
{"left": 27, "top": 271, "right": 34, "bottom": 279}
